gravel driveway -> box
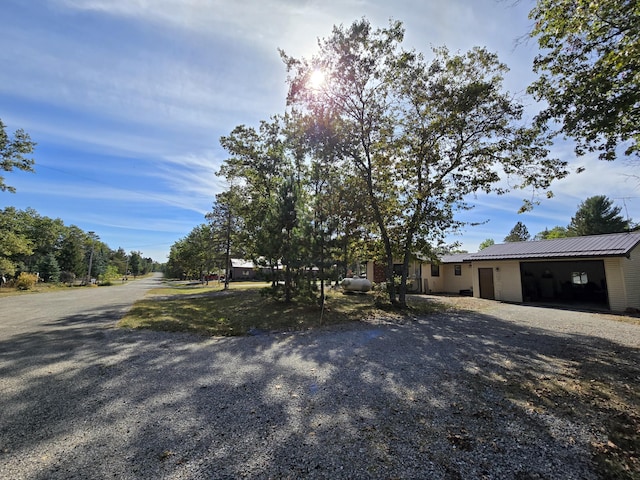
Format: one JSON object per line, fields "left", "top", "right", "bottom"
{"left": 1, "top": 289, "right": 638, "bottom": 479}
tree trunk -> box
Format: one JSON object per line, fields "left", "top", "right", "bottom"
{"left": 398, "top": 250, "right": 412, "bottom": 308}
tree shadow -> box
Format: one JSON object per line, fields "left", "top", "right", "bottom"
{"left": 0, "top": 304, "right": 638, "bottom": 479}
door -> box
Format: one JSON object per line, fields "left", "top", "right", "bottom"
{"left": 478, "top": 268, "right": 495, "bottom": 300}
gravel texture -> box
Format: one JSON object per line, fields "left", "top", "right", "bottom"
{"left": 1, "top": 294, "right": 639, "bottom": 479}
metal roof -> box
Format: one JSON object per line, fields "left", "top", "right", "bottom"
{"left": 230, "top": 259, "right": 256, "bottom": 269}
{"left": 469, "top": 232, "right": 640, "bottom": 261}
{"left": 440, "top": 253, "right": 472, "bottom": 263}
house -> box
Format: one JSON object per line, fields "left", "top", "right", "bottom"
{"left": 365, "top": 232, "right": 640, "bottom": 312}
{"left": 466, "top": 231, "right": 640, "bottom": 312}
{"left": 229, "top": 259, "right": 257, "bottom": 281}
{"left": 366, "top": 253, "right": 473, "bottom": 295}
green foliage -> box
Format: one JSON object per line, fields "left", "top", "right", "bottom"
{"left": 281, "top": 19, "right": 567, "bottom": 306}
{"left": 38, "top": 253, "right": 60, "bottom": 283}
{"left": 60, "top": 271, "right": 76, "bottom": 285}
{"left": 0, "top": 118, "right": 36, "bottom": 193}
{"left": 534, "top": 226, "right": 571, "bottom": 240}
{"left": 528, "top": 0, "right": 640, "bottom": 161}
{"left": 568, "top": 195, "right": 630, "bottom": 236}
{"left": 0, "top": 207, "right": 158, "bottom": 284}
{"left": 478, "top": 238, "right": 495, "bottom": 250}
{"left": 15, "top": 272, "right": 38, "bottom": 290}
{"left": 504, "top": 222, "right": 531, "bottom": 242}
{"left": 100, "top": 265, "right": 121, "bottom": 285}
{"left": 57, "top": 226, "right": 86, "bottom": 275}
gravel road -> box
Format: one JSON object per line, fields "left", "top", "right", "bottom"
{"left": 1, "top": 280, "right": 638, "bottom": 479}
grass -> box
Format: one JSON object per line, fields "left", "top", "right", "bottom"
{"left": 117, "top": 281, "right": 447, "bottom": 336}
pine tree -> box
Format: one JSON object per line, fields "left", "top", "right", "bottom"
{"left": 568, "top": 195, "right": 629, "bottom": 236}
{"left": 504, "top": 222, "right": 531, "bottom": 242}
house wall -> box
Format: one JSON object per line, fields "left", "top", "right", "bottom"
{"left": 421, "top": 263, "right": 443, "bottom": 293}
{"left": 607, "top": 245, "right": 640, "bottom": 311}
{"left": 442, "top": 263, "right": 473, "bottom": 294}
{"left": 605, "top": 257, "right": 626, "bottom": 311}
{"left": 368, "top": 260, "right": 426, "bottom": 293}
{"left": 471, "top": 261, "right": 523, "bottom": 302}
{"left": 621, "top": 245, "right": 640, "bottom": 310}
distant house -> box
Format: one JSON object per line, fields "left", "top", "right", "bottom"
{"left": 229, "top": 259, "right": 257, "bottom": 281}
{"left": 365, "top": 232, "right": 640, "bottom": 312}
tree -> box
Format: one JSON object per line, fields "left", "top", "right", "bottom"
{"left": 568, "top": 195, "right": 629, "bottom": 236}
{"left": 38, "top": 253, "right": 60, "bottom": 283}
{"left": 504, "top": 221, "right": 531, "bottom": 242}
{"left": 57, "top": 226, "right": 86, "bottom": 276}
{"left": 528, "top": 0, "right": 640, "bottom": 161}
{"left": 282, "top": 19, "right": 567, "bottom": 307}
{"left": 110, "top": 247, "right": 129, "bottom": 275}
{"left": 219, "top": 117, "right": 293, "bottom": 273}
{"left": 128, "top": 251, "right": 142, "bottom": 278}
{"left": 206, "top": 189, "right": 243, "bottom": 290}
{"left": 478, "top": 238, "right": 495, "bottom": 250}
{"left": 0, "top": 119, "right": 36, "bottom": 192}
{"left": 534, "top": 226, "right": 570, "bottom": 240}
{"left": 0, "top": 207, "right": 33, "bottom": 277}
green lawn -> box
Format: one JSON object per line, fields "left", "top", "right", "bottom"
{"left": 118, "top": 281, "right": 446, "bottom": 336}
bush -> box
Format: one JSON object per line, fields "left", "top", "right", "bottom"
{"left": 16, "top": 272, "right": 38, "bottom": 290}
{"left": 60, "top": 271, "right": 76, "bottom": 285}
{"left": 100, "top": 265, "right": 121, "bottom": 286}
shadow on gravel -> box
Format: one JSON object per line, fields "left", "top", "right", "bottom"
{"left": 0, "top": 305, "right": 638, "bottom": 480}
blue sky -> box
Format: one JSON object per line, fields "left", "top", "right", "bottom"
{"left": 1, "top": 0, "right": 637, "bottom": 262}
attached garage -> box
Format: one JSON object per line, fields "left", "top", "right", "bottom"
{"left": 469, "top": 232, "right": 640, "bottom": 312}
{"left": 520, "top": 260, "right": 608, "bottom": 307}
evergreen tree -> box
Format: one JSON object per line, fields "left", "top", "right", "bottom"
{"left": 568, "top": 195, "right": 629, "bottom": 236}
{"left": 0, "top": 119, "right": 36, "bottom": 193}
{"left": 38, "top": 252, "right": 60, "bottom": 283}
{"left": 504, "top": 222, "right": 531, "bottom": 242}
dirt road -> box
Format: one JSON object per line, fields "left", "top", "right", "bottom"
{"left": 0, "top": 273, "right": 163, "bottom": 338}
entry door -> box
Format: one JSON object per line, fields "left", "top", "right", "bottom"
{"left": 478, "top": 268, "right": 495, "bottom": 300}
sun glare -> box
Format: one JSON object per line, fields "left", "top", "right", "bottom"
{"left": 308, "top": 69, "right": 326, "bottom": 91}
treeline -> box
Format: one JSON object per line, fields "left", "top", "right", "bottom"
{"left": 0, "top": 206, "right": 157, "bottom": 285}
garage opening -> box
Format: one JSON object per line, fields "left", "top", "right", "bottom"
{"left": 520, "top": 260, "right": 608, "bottom": 308}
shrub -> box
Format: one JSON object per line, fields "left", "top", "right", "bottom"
{"left": 16, "top": 272, "right": 38, "bottom": 290}
{"left": 60, "top": 271, "right": 76, "bottom": 285}
{"left": 100, "top": 265, "right": 120, "bottom": 286}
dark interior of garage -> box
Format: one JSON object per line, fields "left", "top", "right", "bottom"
{"left": 520, "top": 260, "right": 609, "bottom": 308}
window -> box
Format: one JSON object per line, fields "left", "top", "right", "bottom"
{"left": 454, "top": 265, "right": 462, "bottom": 276}
{"left": 571, "top": 272, "right": 588, "bottom": 285}
{"left": 431, "top": 264, "right": 440, "bottom": 277}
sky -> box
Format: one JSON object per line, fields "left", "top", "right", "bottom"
{"left": 1, "top": 0, "right": 638, "bottom": 262}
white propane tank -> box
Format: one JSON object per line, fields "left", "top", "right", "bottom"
{"left": 341, "top": 277, "right": 372, "bottom": 292}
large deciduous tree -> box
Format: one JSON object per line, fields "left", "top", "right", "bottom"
{"left": 568, "top": 195, "right": 630, "bottom": 236}
{"left": 528, "top": 0, "right": 640, "bottom": 161}
{"left": 282, "top": 19, "right": 567, "bottom": 307}
{"left": 0, "top": 207, "right": 33, "bottom": 276}
{"left": 0, "top": 119, "right": 36, "bottom": 192}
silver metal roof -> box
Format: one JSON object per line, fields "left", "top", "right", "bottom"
{"left": 440, "top": 253, "right": 472, "bottom": 263}
{"left": 469, "top": 232, "right": 640, "bottom": 261}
